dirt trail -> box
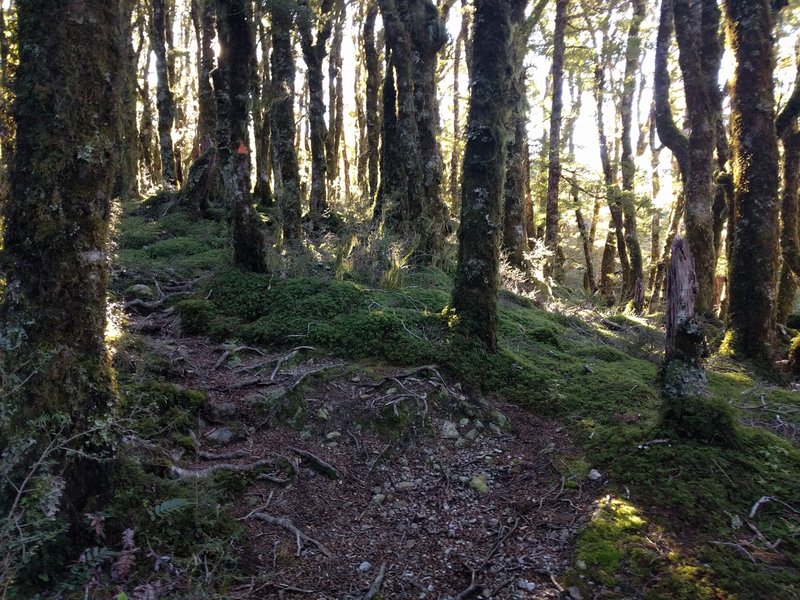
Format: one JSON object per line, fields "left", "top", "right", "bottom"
{"left": 124, "top": 289, "right": 596, "bottom": 599}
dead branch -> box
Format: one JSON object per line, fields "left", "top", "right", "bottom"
{"left": 453, "top": 570, "right": 479, "bottom": 600}
{"left": 271, "top": 346, "right": 317, "bottom": 380}
{"left": 290, "top": 447, "right": 340, "bottom": 479}
{"left": 249, "top": 512, "right": 333, "bottom": 558}
{"left": 289, "top": 364, "right": 344, "bottom": 391}
{"left": 197, "top": 449, "right": 250, "bottom": 461}
{"left": 170, "top": 458, "right": 274, "bottom": 479}
{"left": 363, "top": 563, "right": 386, "bottom": 600}
{"left": 124, "top": 291, "right": 193, "bottom": 314}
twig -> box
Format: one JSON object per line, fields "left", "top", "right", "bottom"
{"left": 290, "top": 447, "right": 340, "bottom": 480}
{"left": 711, "top": 541, "right": 757, "bottom": 564}
{"left": 453, "top": 570, "right": 479, "bottom": 600}
{"left": 363, "top": 563, "right": 386, "bottom": 600}
{"left": 249, "top": 512, "right": 332, "bottom": 558}
{"left": 289, "top": 364, "right": 343, "bottom": 391}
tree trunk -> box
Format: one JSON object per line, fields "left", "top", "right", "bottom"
{"left": 253, "top": 16, "right": 274, "bottom": 208}
{"left": 191, "top": 0, "right": 217, "bottom": 150}
{"left": 116, "top": 7, "right": 139, "bottom": 200}
{"left": 2, "top": 0, "right": 127, "bottom": 546}
{"left": 544, "top": 0, "right": 567, "bottom": 282}
{"left": 363, "top": 2, "right": 381, "bottom": 204}
{"left": 298, "top": 0, "right": 335, "bottom": 225}
{"left": 326, "top": 0, "right": 345, "bottom": 198}
{"left": 215, "top": 0, "right": 266, "bottom": 271}
{"left": 151, "top": 0, "right": 177, "bottom": 187}
{"left": 452, "top": 0, "right": 517, "bottom": 350}
{"left": 449, "top": 12, "right": 465, "bottom": 210}
{"left": 725, "top": 0, "right": 781, "bottom": 358}
{"left": 271, "top": 0, "right": 303, "bottom": 244}
{"left": 673, "top": 0, "right": 723, "bottom": 315}
{"left": 620, "top": 0, "right": 646, "bottom": 300}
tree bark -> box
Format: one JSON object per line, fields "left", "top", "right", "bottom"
{"left": 673, "top": 0, "right": 723, "bottom": 314}
{"left": 2, "top": 0, "right": 127, "bottom": 540}
{"left": 298, "top": 0, "right": 335, "bottom": 225}
{"left": 215, "top": 0, "right": 266, "bottom": 271}
{"left": 619, "top": 0, "right": 646, "bottom": 300}
{"left": 544, "top": 0, "right": 568, "bottom": 282}
{"left": 363, "top": 2, "right": 381, "bottom": 204}
{"left": 271, "top": 0, "right": 303, "bottom": 243}
{"left": 725, "top": 0, "right": 780, "bottom": 358}
{"left": 452, "top": 0, "right": 517, "bottom": 350}
{"left": 151, "top": 0, "right": 177, "bottom": 187}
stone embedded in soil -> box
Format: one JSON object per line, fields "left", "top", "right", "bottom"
{"left": 441, "top": 421, "right": 459, "bottom": 439}
{"left": 205, "top": 401, "right": 237, "bottom": 421}
{"left": 474, "top": 419, "right": 484, "bottom": 430}
{"left": 459, "top": 417, "right": 470, "bottom": 427}
{"left": 325, "top": 431, "right": 342, "bottom": 441}
{"left": 587, "top": 469, "right": 602, "bottom": 481}
{"left": 465, "top": 428, "right": 479, "bottom": 441}
{"left": 396, "top": 481, "right": 416, "bottom": 490}
{"left": 518, "top": 579, "right": 536, "bottom": 591}
{"left": 455, "top": 437, "right": 469, "bottom": 449}
{"left": 125, "top": 283, "right": 156, "bottom": 300}
{"left": 469, "top": 476, "right": 489, "bottom": 493}
{"left": 244, "top": 393, "right": 266, "bottom": 407}
{"left": 569, "top": 586, "right": 584, "bottom": 600}
{"left": 204, "top": 426, "right": 239, "bottom": 445}
{"left": 358, "top": 561, "right": 371, "bottom": 572}
{"left": 372, "top": 494, "right": 386, "bottom": 505}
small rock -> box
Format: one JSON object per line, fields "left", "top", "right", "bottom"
{"left": 539, "top": 442, "right": 556, "bottom": 454}
{"left": 473, "top": 419, "right": 484, "bottom": 430}
{"left": 372, "top": 486, "right": 383, "bottom": 494}
{"left": 325, "top": 431, "right": 342, "bottom": 441}
{"left": 441, "top": 421, "right": 459, "bottom": 439}
{"left": 396, "top": 481, "right": 416, "bottom": 491}
{"left": 568, "top": 586, "right": 584, "bottom": 600}
{"left": 244, "top": 393, "right": 266, "bottom": 408}
{"left": 455, "top": 437, "right": 469, "bottom": 449}
{"left": 358, "top": 561, "right": 371, "bottom": 572}
{"left": 404, "top": 539, "right": 416, "bottom": 549}
{"left": 372, "top": 494, "right": 386, "bottom": 505}
{"left": 587, "top": 469, "right": 602, "bottom": 481}
{"left": 469, "top": 476, "right": 489, "bottom": 493}
{"left": 491, "top": 410, "right": 509, "bottom": 428}
{"left": 465, "top": 428, "right": 479, "bottom": 441}
{"left": 517, "top": 579, "right": 536, "bottom": 592}
{"left": 317, "top": 407, "right": 330, "bottom": 421}
{"left": 206, "top": 401, "right": 236, "bottom": 421}
{"left": 125, "top": 283, "right": 156, "bottom": 300}
{"left": 489, "top": 423, "right": 502, "bottom": 436}
{"left": 576, "top": 560, "right": 587, "bottom": 570}
{"left": 459, "top": 417, "right": 470, "bottom": 427}
{"left": 398, "top": 457, "right": 409, "bottom": 467}
{"left": 204, "top": 427, "right": 238, "bottom": 446}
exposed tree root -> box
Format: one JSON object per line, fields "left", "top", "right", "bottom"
{"left": 249, "top": 512, "right": 333, "bottom": 558}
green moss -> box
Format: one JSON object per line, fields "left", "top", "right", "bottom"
{"left": 119, "top": 381, "right": 206, "bottom": 438}
{"left": 146, "top": 237, "right": 206, "bottom": 258}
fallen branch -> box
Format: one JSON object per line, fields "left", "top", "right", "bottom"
{"left": 197, "top": 449, "right": 250, "bottom": 461}
{"left": 363, "top": 563, "right": 386, "bottom": 600}
{"left": 250, "top": 512, "right": 332, "bottom": 558}
{"left": 289, "top": 364, "right": 343, "bottom": 392}
{"left": 750, "top": 495, "right": 800, "bottom": 518}
{"left": 171, "top": 458, "right": 274, "bottom": 479}
{"left": 290, "top": 447, "right": 340, "bottom": 480}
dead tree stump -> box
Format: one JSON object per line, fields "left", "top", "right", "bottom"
{"left": 661, "top": 237, "right": 735, "bottom": 444}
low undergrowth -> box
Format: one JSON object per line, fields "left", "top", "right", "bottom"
{"left": 13, "top": 199, "right": 792, "bottom": 597}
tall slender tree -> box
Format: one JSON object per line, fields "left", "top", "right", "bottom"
{"left": 151, "top": 0, "right": 178, "bottom": 186}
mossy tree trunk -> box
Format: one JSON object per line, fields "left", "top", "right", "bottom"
{"left": 215, "top": 0, "right": 267, "bottom": 272}
{"left": 252, "top": 8, "right": 273, "bottom": 208}
{"left": 116, "top": 2, "right": 139, "bottom": 200}
{"left": 190, "top": 0, "right": 217, "bottom": 151}
{"left": 776, "top": 54, "right": 800, "bottom": 323}
{"left": 151, "top": 0, "right": 177, "bottom": 187}
{"left": 137, "top": 10, "right": 158, "bottom": 186}
{"left": 619, "top": 0, "right": 646, "bottom": 302}
{"left": 725, "top": 0, "right": 781, "bottom": 358}
{"left": 363, "top": 1, "right": 381, "bottom": 204}
{"left": 0, "top": 1, "right": 14, "bottom": 188}
{"left": 2, "top": 0, "right": 127, "bottom": 538}
{"left": 271, "top": 0, "right": 303, "bottom": 244}
{"left": 298, "top": 0, "right": 335, "bottom": 226}
{"left": 673, "top": 0, "right": 724, "bottom": 315}
{"left": 452, "top": 0, "right": 519, "bottom": 351}
{"left": 544, "top": 0, "right": 567, "bottom": 283}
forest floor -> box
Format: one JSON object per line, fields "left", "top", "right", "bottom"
{"left": 84, "top": 196, "right": 800, "bottom": 599}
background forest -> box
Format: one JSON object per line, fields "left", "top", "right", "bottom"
{"left": 1, "top": 0, "right": 800, "bottom": 598}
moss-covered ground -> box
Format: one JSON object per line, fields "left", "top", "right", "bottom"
{"left": 101, "top": 200, "right": 800, "bottom": 598}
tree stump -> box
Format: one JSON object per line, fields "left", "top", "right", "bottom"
{"left": 661, "top": 237, "right": 735, "bottom": 444}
